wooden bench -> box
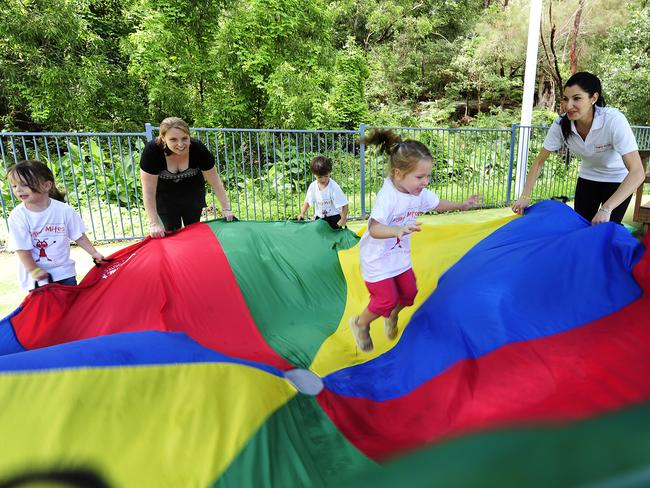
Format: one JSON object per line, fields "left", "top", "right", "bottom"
{"left": 632, "top": 150, "right": 650, "bottom": 233}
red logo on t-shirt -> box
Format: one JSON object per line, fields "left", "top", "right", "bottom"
{"left": 34, "top": 238, "right": 56, "bottom": 262}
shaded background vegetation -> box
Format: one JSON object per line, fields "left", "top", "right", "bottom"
{"left": 0, "top": 0, "right": 648, "bottom": 132}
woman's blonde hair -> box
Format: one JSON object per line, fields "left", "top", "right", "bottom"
{"left": 364, "top": 129, "right": 432, "bottom": 176}
{"left": 156, "top": 117, "right": 191, "bottom": 147}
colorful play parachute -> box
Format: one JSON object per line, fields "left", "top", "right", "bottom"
{"left": 1, "top": 200, "right": 650, "bottom": 487}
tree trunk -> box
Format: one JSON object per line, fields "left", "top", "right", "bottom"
{"left": 477, "top": 74, "right": 482, "bottom": 114}
{"left": 537, "top": 74, "right": 556, "bottom": 111}
{"left": 569, "top": 0, "right": 585, "bottom": 74}
{"left": 540, "top": 1, "right": 563, "bottom": 107}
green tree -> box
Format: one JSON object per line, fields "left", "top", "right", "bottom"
{"left": 596, "top": 3, "right": 650, "bottom": 126}
{"left": 265, "top": 63, "right": 331, "bottom": 129}
{"left": 0, "top": 0, "right": 143, "bottom": 131}
{"left": 319, "top": 41, "right": 369, "bottom": 129}
{"left": 331, "top": 0, "right": 483, "bottom": 125}
{"left": 123, "top": 0, "right": 227, "bottom": 124}
{"left": 208, "top": 0, "right": 335, "bottom": 128}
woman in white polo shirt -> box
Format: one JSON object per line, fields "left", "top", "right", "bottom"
{"left": 512, "top": 72, "right": 644, "bottom": 224}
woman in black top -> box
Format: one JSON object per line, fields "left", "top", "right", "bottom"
{"left": 140, "top": 117, "right": 234, "bottom": 238}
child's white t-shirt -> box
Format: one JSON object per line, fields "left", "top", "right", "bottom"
{"left": 304, "top": 179, "right": 348, "bottom": 218}
{"left": 543, "top": 106, "right": 638, "bottom": 183}
{"left": 8, "top": 199, "right": 85, "bottom": 291}
{"left": 359, "top": 178, "right": 440, "bottom": 282}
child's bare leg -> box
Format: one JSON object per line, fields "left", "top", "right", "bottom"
{"left": 349, "top": 307, "right": 378, "bottom": 352}
{"left": 358, "top": 307, "right": 380, "bottom": 328}
{"left": 388, "top": 304, "right": 405, "bottom": 321}
{"left": 385, "top": 304, "right": 405, "bottom": 340}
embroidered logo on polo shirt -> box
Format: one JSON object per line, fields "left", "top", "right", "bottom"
{"left": 594, "top": 143, "right": 613, "bottom": 152}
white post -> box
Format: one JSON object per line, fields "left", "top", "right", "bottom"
{"left": 514, "top": 0, "right": 543, "bottom": 198}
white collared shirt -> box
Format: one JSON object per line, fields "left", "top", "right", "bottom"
{"left": 543, "top": 106, "right": 638, "bottom": 183}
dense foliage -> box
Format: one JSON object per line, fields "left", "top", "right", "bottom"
{"left": 1, "top": 0, "right": 648, "bottom": 132}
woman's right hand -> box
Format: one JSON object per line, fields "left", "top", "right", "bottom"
{"left": 511, "top": 197, "right": 530, "bottom": 215}
{"left": 149, "top": 221, "right": 166, "bottom": 238}
{"left": 223, "top": 209, "right": 234, "bottom": 222}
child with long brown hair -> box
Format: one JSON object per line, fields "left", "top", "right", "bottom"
{"left": 7, "top": 160, "right": 104, "bottom": 291}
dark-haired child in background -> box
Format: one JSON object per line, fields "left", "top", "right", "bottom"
{"left": 298, "top": 156, "right": 349, "bottom": 229}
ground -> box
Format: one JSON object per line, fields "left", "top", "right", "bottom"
{"left": 1, "top": 199, "right": 648, "bottom": 318}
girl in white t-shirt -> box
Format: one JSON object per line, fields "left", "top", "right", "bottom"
{"left": 512, "top": 72, "right": 644, "bottom": 224}
{"left": 349, "top": 130, "right": 479, "bottom": 352}
{"left": 298, "top": 155, "right": 349, "bottom": 229}
{"left": 7, "top": 160, "right": 105, "bottom": 291}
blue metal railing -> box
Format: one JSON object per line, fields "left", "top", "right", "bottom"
{"left": 1, "top": 124, "right": 649, "bottom": 243}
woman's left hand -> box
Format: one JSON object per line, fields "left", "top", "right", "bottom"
{"left": 591, "top": 208, "right": 612, "bottom": 225}
{"left": 223, "top": 209, "right": 234, "bottom": 221}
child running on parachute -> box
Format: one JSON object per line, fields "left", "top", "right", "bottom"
{"left": 349, "top": 130, "right": 479, "bottom": 352}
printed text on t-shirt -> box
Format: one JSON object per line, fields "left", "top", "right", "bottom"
{"left": 391, "top": 209, "right": 422, "bottom": 224}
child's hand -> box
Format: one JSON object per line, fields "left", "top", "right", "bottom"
{"left": 461, "top": 194, "right": 481, "bottom": 210}
{"left": 223, "top": 209, "right": 234, "bottom": 222}
{"left": 337, "top": 217, "right": 347, "bottom": 228}
{"left": 29, "top": 267, "right": 48, "bottom": 281}
{"left": 297, "top": 213, "right": 305, "bottom": 220}
{"left": 397, "top": 222, "right": 421, "bottom": 238}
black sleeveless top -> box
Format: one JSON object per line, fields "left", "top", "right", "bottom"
{"left": 140, "top": 139, "right": 215, "bottom": 213}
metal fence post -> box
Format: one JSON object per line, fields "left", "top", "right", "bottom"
{"left": 505, "top": 123, "right": 517, "bottom": 204}
{"left": 359, "top": 123, "right": 366, "bottom": 218}
{"left": 144, "top": 123, "right": 153, "bottom": 142}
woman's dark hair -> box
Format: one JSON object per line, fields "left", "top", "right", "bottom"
{"left": 310, "top": 156, "right": 332, "bottom": 176}
{"left": 560, "top": 72, "right": 606, "bottom": 141}
{"left": 363, "top": 129, "right": 432, "bottom": 176}
{"left": 6, "top": 160, "right": 66, "bottom": 202}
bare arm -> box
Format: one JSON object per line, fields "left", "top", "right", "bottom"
{"left": 203, "top": 167, "right": 233, "bottom": 221}
{"left": 592, "top": 151, "right": 645, "bottom": 224}
{"left": 16, "top": 249, "right": 47, "bottom": 280}
{"left": 368, "top": 218, "right": 421, "bottom": 239}
{"left": 75, "top": 233, "right": 103, "bottom": 261}
{"left": 140, "top": 170, "right": 165, "bottom": 237}
{"left": 435, "top": 200, "right": 465, "bottom": 212}
{"left": 435, "top": 195, "right": 479, "bottom": 212}
{"left": 511, "top": 148, "right": 552, "bottom": 214}
{"left": 298, "top": 201, "right": 310, "bottom": 219}
{"left": 337, "top": 204, "right": 349, "bottom": 227}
